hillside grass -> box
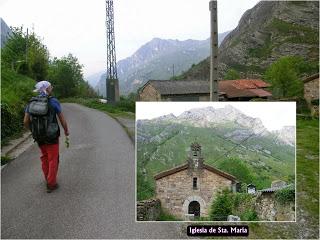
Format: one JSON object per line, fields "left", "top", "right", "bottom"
{"left": 137, "top": 123, "right": 295, "bottom": 200}
{"left": 1, "top": 68, "right": 36, "bottom": 145}
{"left": 270, "top": 18, "right": 319, "bottom": 45}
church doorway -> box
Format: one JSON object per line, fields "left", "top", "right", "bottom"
{"left": 188, "top": 201, "right": 200, "bottom": 217}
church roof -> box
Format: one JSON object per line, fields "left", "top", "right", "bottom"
{"left": 154, "top": 163, "right": 236, "bottom": 181}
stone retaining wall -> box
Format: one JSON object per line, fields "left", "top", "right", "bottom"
{"left": 255, "top": 192, "right": 295, "bottom": 221}
{"left": 137, "top": 198, "right": 161, "bottom": 221}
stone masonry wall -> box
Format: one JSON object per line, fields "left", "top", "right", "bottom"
{"left": 304, "top": 78, "right": 319, "bottom": 103}
{"left": 255, "top": 193, "right": 295, "bottom": 221}
{"left": 139, "top": 85, "right": 161, "bottom": 101}
{"left": 156, "top": 169, "right": 232, "bottom": 219}
{"left": 137, "top": 198, "right": 161, "bottom": 221}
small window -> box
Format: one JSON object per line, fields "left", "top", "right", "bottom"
{"left": 193, "top": 177, "right": 197, "bottom": 189}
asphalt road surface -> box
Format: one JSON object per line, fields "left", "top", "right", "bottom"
{"left": 1, "top": 103, "right": 183, "bottom": 239}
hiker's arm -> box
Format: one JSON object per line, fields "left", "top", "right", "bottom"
{"left": 57, "top": 112, "right": 69, "bottom": 136}
{"left": 23, "top": 113, "right": 30, "bottom": 130}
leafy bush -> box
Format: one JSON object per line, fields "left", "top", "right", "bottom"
{"left": 264, "top": 56, "right": 304, "bottom": 98}
{"left": 209, "top": 191, "right": 259, "bottom": 221}
{"left": 224, "top": 68, "right": 240, "bottom": 80}
{"left": 241, "top": 209, "right": 259, "bottom": 221}
{"left": 1, "top": 68, "right": 35, "bottom": 145}
{"left": 209, "top": 189, "right": 233, "bottom": 221}
{"left": 275, "top": 187, "right": 295, "bottom": 204}
{"left": 1, "top": 27, "right": 49, "bottom": 81}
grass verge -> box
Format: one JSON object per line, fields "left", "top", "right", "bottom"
{"left": 61, "top": 97, "right": 135, "bottom": 141}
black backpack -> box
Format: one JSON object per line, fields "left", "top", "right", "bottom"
{"left": 28, "top": 96, "right": 60, "bottom": 144}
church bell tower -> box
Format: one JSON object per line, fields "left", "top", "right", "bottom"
{"left": 188, "top": 142, "right": 204, "bottom": 172}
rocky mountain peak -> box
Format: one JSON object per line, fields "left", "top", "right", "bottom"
{"left": 272, "top": 126, "right": 295, "bottom": 146}
{"left": 180, "top": 1, "right": 318, "bottom": 80}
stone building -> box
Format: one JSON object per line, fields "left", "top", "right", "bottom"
{"left": 138, "top": 79, "right": 272, "bottom": 101}
{"left": 303, "top": 73, "right": 319, "bottom": 117}
{"left": 154, "top": 142, "right": 237, "bottom": 220}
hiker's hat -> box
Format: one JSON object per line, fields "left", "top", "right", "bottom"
{"left": 33, "top": 81, "right": 51, "bottom": 94}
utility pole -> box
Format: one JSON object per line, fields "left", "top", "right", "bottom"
{"left": 209, "top": 0, "right": 219, "bottom": 101}
{"left": 105, "top": 0, "right": 119, "bottom": 103}
{"left": 172, "top": 64, "right": 175, "bottom": 78}
{"left": 26, "top": 28, "right": 28, "bottom": 64}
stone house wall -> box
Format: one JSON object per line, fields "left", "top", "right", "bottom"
{"left": 255, "top": 193, "right": 295, "bottom": 221}
{"left": 304, "top": 77, "right": 319, "bottom": 103}
{"left": 156, "top": 168, "right": 232, "bottom": 219}
{"left": 139, "top": 84, "right": 161, "bottom": 101}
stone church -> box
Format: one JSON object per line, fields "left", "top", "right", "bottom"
{"left": 154, "top": 142, "right": 237, "bottom": 220}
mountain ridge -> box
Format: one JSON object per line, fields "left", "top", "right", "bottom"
{"left": 178, "top": 1, "right": 319, "bottom": 80}
{"left": 94, "top": 32, "right": 230, "bottom": 96}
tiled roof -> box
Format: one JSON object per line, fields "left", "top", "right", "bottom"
{"left": 146, "top": 80, "right": 209, "bottom": 95}
{"left": 142, "top": 79, "right": 271, "bottom": 98}
{"left": 154, "top": 163, "right": 236, "bottom": 181}
{"left": 258, "top": 184, "right": 293, "bottom": 193}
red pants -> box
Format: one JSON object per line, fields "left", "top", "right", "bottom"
{"left": 39, "top": 143, "right": 59, "bottom": 187}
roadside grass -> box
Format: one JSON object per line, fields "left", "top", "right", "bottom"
{"left": 62, "top": 97, "right": 135, "bottom": 140}
{"left": 248, "top": 118, "right": 319, "bottom": 238}
{"left": 1, "top": 68, "right": 36, "bottom": 146}
{"left": 1, "top": 155, "right": 13, "bottom": 166}
{"left": 61, "top": 97, "right": 135, "bottom": 119}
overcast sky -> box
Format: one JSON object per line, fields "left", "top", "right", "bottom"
{"left": 136, "top": 102, "right": 296, "bottom": 131}
{"left": 0, "top": 0, "right": 260, "bottom": 78}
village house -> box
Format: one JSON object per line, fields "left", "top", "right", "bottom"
{"left": 303, "top": 73, "right": 319, "bottom": 117}
{"left": 154, "top": 142, "right": 237, "bottom": 220}
{"left": 138, "top": 79, "right": 272, "bottom": 101}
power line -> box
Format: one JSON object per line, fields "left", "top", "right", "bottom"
{"left": 212, "top": 128, "right": 267, "bottom": 166}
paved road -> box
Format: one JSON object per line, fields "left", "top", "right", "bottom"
{"left": 1, "top": 103, "right": 183, "bottom": 239}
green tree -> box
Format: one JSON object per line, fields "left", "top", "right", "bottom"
{"left": 48, "top": 54, "right": 87, "bottom": 98}
{"left": 209, "top": 189, "right": 232, "bottom": 221}
{"left": 224, "top": 68, "right": 240, "bottom": 80}
{"left": 1, "top": 27, "right": 49, "bottom": 81}
{"left": 264, "top": 56, "right": 304, "bottom": 97}
{"left": 217, "top": 158, "right": 254, "bottom": 185}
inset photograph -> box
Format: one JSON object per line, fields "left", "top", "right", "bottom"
{"left": 136, "top": 102, "right": 296, "bottom": 222}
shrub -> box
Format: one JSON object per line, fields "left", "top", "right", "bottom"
{"left": 241, "top": 209, "right": 259, "bottom": 221}
{"left": 275, "top": 187, "right": 295, "bottom": 204}
{"left": 1, "top": 68, "right": 35, "bottom": 145}
{"left": 209, "top": 189, "right": 233, "bottom": 221}
{"left": 224, "top": 69, "right": 240, "bottom": 80}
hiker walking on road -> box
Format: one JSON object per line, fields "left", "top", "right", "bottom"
{"left": 24, "top": 81, "right": 69, "bottom": 193}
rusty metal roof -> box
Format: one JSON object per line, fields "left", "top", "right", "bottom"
{"left": 224, "top": 79, "right": 271, "bottom": 89}
{"left": 142, "top": 79, "right": 272, "bottom": 98}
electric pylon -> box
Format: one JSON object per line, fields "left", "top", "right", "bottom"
{"left": 105, "top": 0, "right": 119, "bottom": 103}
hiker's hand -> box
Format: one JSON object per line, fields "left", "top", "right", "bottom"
{"left": 65, "top": 130, "right": 69, "bottom": 136}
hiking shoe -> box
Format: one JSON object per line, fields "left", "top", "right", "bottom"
{"left": 47, "top": 184, "right": 59, "bottom": 193}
